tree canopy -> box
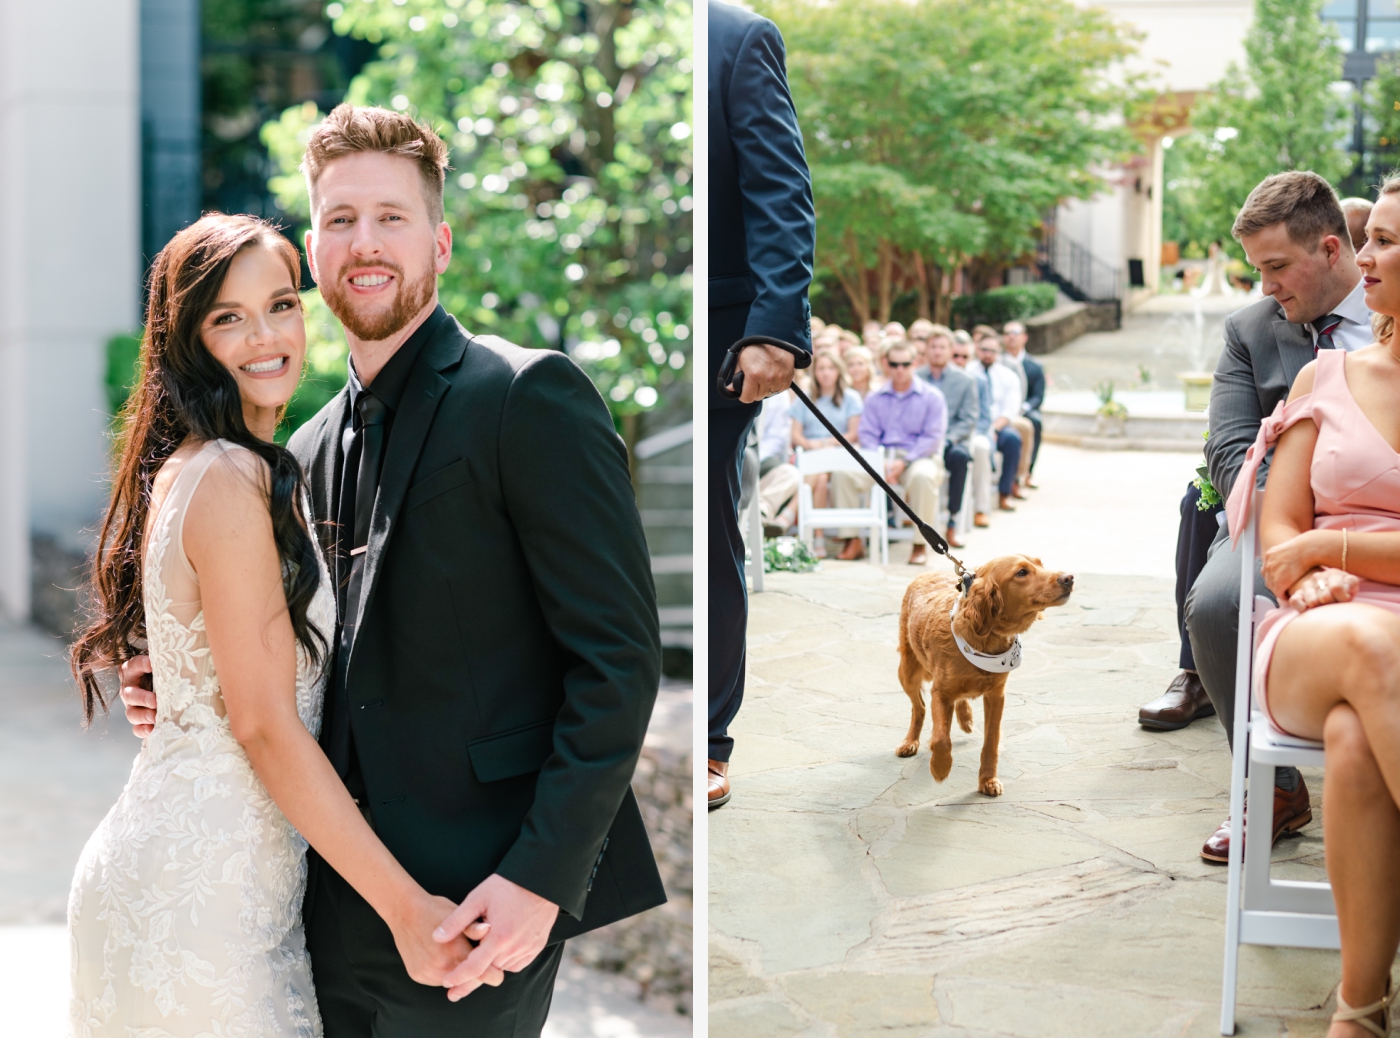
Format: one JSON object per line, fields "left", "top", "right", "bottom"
{"left": 1162, "top": 0, "right": 1351, "bottom": 257}
{"left": 262, "top": 0, "right": 693, "bottom": 445}
{"left": 756, "top": 0, "right": 1141, "bottom": 326}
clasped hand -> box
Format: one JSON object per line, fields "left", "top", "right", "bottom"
{"left": 1262, "top": 530, "right": 1359, "bottom": 611}
{"left": 728, "top": 344, "right": 796, "bottom": 403}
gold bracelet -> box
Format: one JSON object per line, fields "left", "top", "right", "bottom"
{"left": 1342, "top": 528, "right": 1348, "bottom": 573}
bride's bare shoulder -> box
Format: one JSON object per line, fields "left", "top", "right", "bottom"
{"left": 183, "top": 444, "right": 274, "bottom": 552}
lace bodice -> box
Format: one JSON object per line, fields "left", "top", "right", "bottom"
{"left": 68, "top": 439, "right": 335, "bottom": 1038}
{"left": 144, "top": 439, "right": 327, "bottom": 745}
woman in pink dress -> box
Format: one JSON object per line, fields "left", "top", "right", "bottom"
{"left": 1229, "top": 178, "right": 1400, "bottom": 1037}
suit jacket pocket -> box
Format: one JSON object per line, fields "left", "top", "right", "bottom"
{"left": 467, "top": 718, "right": 555, "bottom": 783}
{"left": 405, "top": 459, "right": 473, "bottom": 512}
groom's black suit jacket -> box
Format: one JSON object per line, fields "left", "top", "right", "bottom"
{"left": 288, "top": 314, "right": 665, "bottom": 940}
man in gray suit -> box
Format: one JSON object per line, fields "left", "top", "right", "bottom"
{"left": 919, "top": 324, "right": 978, "bottom": 548}
{"left": 1186, "top": 171, "right": 1371, "bottom": 864}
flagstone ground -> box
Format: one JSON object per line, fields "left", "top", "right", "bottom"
{"left": 711, "top": 436, "right": 1342, "bottom": 1037}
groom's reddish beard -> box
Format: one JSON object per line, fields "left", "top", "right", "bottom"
{"left": 320, "top": 258, "right": 436, "bottom": 342}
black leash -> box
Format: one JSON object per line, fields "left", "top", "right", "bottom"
{"left": 718, "top": 335, "right": 974, "bottom": 590}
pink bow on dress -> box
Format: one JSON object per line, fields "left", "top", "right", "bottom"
{"left": 1225, "top": 395, "right": 1315, "bottom": 547}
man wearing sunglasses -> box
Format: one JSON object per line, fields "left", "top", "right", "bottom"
{"left": 830, "top": 339, "right": 948, "bottom": 564}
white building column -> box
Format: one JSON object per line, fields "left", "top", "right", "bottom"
{"left": 0, "top": 0, "right": 141, "bottom": 621}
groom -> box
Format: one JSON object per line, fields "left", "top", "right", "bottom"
{"left": 121, "top": 104, "right": 665, "bottom": 1034}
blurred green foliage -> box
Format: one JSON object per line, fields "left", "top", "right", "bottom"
{"left": 759, "top": 0, "right": 1142, "bottom": 327}
{"left": 105, "top": 331, "right": 144, "bottom": 417}
{"left": 950, "top": 284, "right": 1057, "bottom": 329}
{"left": 261, "top": 0, "right": 693, "bottom": 443}
{"left": 1161, "top": 0, "right": 1352, "bottom": 258}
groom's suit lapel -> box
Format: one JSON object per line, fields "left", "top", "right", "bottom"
{"left": 348, "top": 319, "right": 470, "bottom": 652}
{"left": 1270, "top": 304, "right": 1316, "bottom": 392}
{"left": 306, "top": 386, "right": 351, "bottom": 563}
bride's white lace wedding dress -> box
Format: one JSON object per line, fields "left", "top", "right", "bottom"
{"left": 68, "top": 439, "right": 335, "bottom": 1038}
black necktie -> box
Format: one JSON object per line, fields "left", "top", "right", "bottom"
{"left": 1314, "top": 314, "right": 1342, "bottom": 353}
{"left": 327, "top": 391, "right": 387, "bottom": 787}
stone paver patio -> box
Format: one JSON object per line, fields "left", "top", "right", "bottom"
{"left": 711, "top": 442, "right": 1339, "bottom": 1037}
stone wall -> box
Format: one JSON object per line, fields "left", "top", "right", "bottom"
{"left": 1026, "top": 300, "right": 1121, "bottom": 354}
{"left": 567, "top": 685, "right": 692, "bottom": 1018}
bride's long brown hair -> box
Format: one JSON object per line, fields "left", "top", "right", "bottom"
{"left": 71, "top": 213, "right": 327, "bottom": 722}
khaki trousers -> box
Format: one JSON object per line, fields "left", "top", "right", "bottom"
{"left": 970, "top": 434, "right": 993, "bottom": 514}
{"left": 758, "top": 463, "right": 800, "bottom": 522}
{"left": 1009, "top": 417, "right": 1034, "bottom": 483}
{"left": 831, "top": 456, "right": 946, "bottom": 546}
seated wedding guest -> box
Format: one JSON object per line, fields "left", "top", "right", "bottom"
{"left": 810, "top": 315, "right": 827, "bottom": 337}
{"left": 1187, "top": 171, "right": 1370, "bottom": 865}
{"left": 975, "top": 334, "right": 1025, "bottom": 511}
{"left": 1138, "top": 481, "right": 1224, "bottom": 730}
{"left": 845, "top": 345, "right": 880, "bottom": 397}
{"left": 757, "top": 390, "right": 800, "bottom": 537}
{"left": 1224, "top": 179, "right": 1400, "bottom": 1036}
{"left": 1002, "top": 320, "right": 1045, "bottom": 487}
{"left": 862, "top": 319, "right": 882, "bottom": 346}
{"left": 1341, "top": 196, "right": 1373, "bottom": 253}
{"left": 832, "top": 340, "right": 947, "bottom": 564}
{"left": 792, "top": 350, "right": 863, "bottom": 553}
{"left": 883, "top": 321, "right": 907, "bottom": 341}
{"left": 908, "top": 318, "right": 935, "bottom": 379}
{"left": 977, "top": 331, "right": 1034, "bottom": 496}
{"left": 919, "top": 326, "right": 977, "bottom": 548}
{"left": 950, "top": 330, "right": 974, "bottom": 369}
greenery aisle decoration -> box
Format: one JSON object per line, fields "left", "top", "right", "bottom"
{"left": 261, "top": 0, "right": 693, "bottom": 450}
{"left": 763, "top": 537, "right": 821, "bottom": 574}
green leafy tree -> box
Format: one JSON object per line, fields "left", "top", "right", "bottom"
{"left": 1165, "top": 0, "right": 1351, "bottom": 256}
{"left": 263, "top": 0, "right": 693, "bottom": 450}
{"left": 757, "top": 0, "right": 1141, "bottom": 325}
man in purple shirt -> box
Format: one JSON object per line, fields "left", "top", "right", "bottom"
{"left": 831, "top": 339, "right": 948, "bottom": 563}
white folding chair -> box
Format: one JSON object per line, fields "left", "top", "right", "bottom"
{"left": 744, "top": 490, "right": 765, "bottom": 593}
{"left": 796, "top": 446, "right": 888, "bottom": 564}
{"left": 1220, "top": 490, "right": 1336, "bottom": 1035}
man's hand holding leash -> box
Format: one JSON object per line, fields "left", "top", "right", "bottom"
{"left": 729, "top": 342, "right": 797, "bottom": 401}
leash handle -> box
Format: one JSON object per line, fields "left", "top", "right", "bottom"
{"left": 716, "top": 335, "right": 811, "bottom": 401}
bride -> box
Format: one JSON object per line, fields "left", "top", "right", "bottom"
{"left": 66, "top": 213, "right": 493, "bottom": 1036}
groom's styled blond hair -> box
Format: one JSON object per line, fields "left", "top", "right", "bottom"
{"left": 301, "top": 104, "right": 451, "bottom": 222}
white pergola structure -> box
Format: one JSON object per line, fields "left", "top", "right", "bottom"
{"left": 0, "top": 0, "right": 141, "bottom": 620}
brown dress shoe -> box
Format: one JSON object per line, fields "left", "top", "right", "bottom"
{"left": 708, "top": 759, "right": 731, "bottom": 810}
{"left": 1010, "top": 482, "right": 1028, "bottom": 500}
{"left": 908, "top": 545, "right": 927, "bottom": 565}
{"left": 836, "top": 537, "right": 866, "bottom": 561}
{"left": 945, "top": 526, "right": 965, "bottom": 549}
{"left": 998, "top": 495, "right": 1016, "bottom": 512}
{"left": 1201, "top": 777, "right": 1312, "bottom": 863}
{"left": 973, "top": 512, "right": 991, "bottom": 528}
{"left": 1138, "top": 671, "right": 1215, "bottom": 730}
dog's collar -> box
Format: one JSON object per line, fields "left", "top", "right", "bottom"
{"left": 949, "top": 597, "right": 1023, "bottom": 673}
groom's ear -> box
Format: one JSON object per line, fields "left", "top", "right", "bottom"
{"left": 304, "top": 228, "right": 318, "bottom": 283}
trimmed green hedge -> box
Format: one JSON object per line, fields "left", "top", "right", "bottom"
{"left": 951, "top": 283, "right": 1057, "bottom": 329}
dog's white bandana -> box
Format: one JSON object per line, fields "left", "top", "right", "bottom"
{"left": 949, "top": 598, "right": 1023, "bottom": 673}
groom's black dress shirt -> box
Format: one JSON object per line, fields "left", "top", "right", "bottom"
{"left": 327, "top": 304, "right": 450, "bottom": 809}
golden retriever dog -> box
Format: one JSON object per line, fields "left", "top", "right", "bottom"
{"left": 896, "top": 555, "right": 1073, "bottom": 796}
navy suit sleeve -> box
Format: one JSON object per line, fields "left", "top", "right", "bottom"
{"left": 1023, "top": 357, "right": 1045, "bottom": 414}
{"left": 728, "top": 18, "right": 816, "bottom": 353}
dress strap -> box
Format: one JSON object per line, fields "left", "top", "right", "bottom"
{"left": 1225, "top": 394, "right": 1315, "bottom": 545}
